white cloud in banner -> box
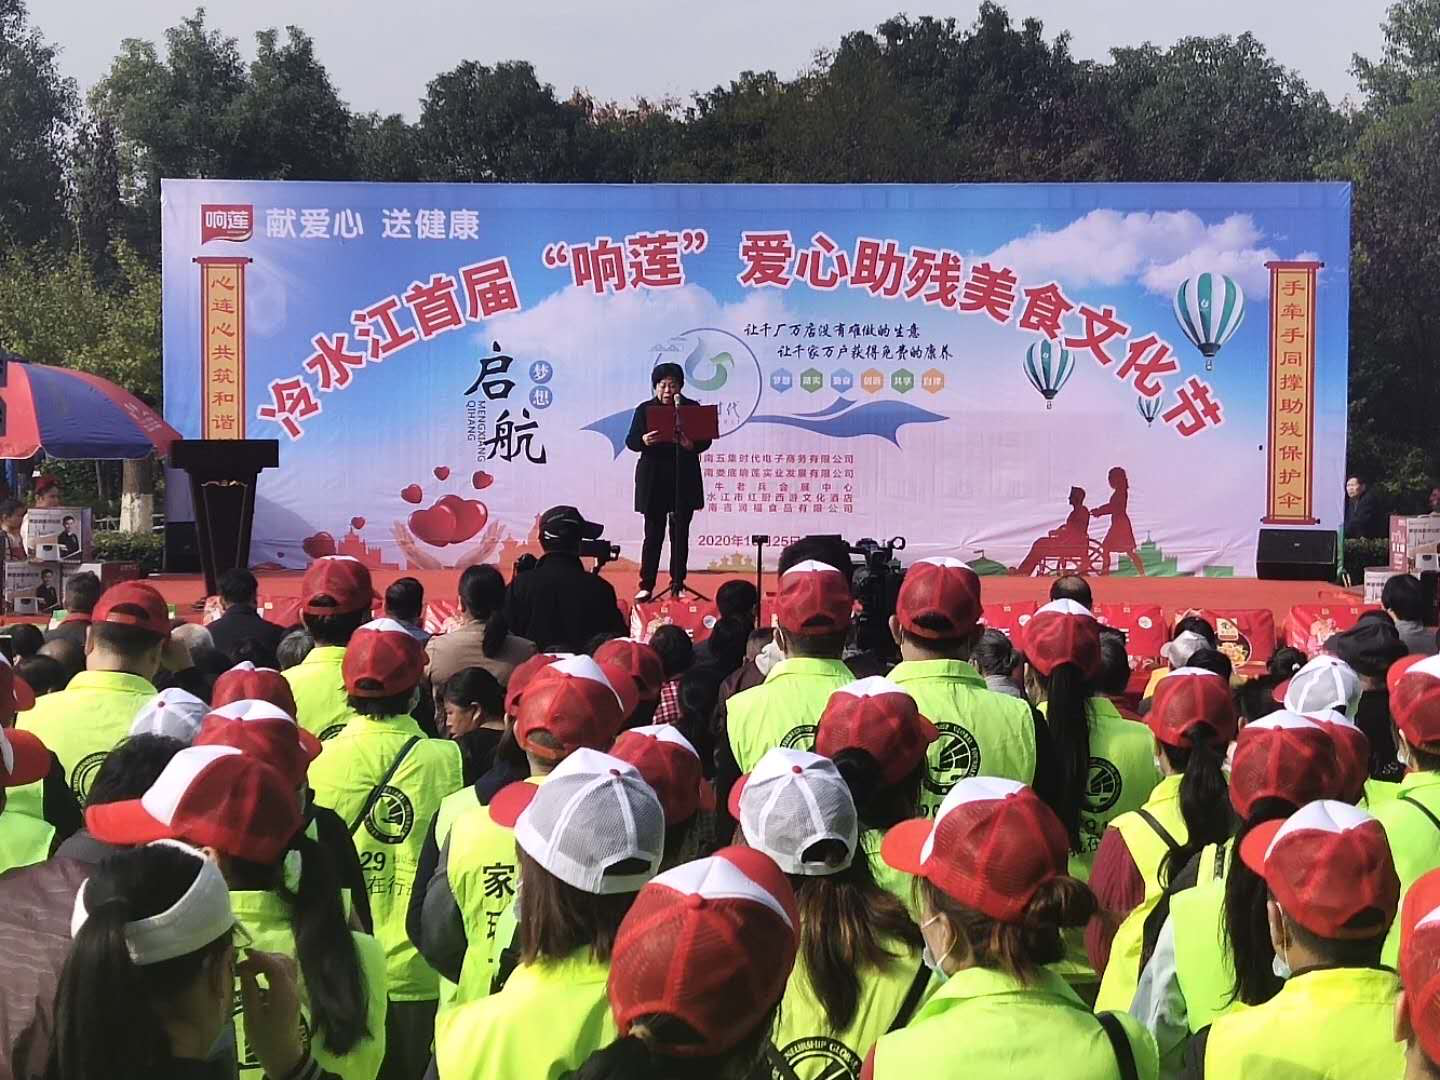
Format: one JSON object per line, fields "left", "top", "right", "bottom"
{"left": 981, "top": 209, "right": 1316, "bottom": 299}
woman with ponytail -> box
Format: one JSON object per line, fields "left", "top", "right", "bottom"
{"left": 1089, "top": 670, "right": 1237, "bottom": 1011}
{"left": 426, "top": 564, "right": 537, "bottom": 709}
{"left": 865, "top": 777, "right": 1158, "bottom": 1078}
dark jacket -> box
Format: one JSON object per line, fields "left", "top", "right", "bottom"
{"left": 1344, "top": 488, "right": 1386, "bottom": 539}
{"left": 206, "top": 604, "right": 287, "bottom": 660}
{"left": 505, "top": 552, "right": 626, "bottom": 654}
{"left": 624, "top": 396, "right": 712, "bottom": 514}
{"left": 42, "top": 616, "right": 88, "bottom": 651}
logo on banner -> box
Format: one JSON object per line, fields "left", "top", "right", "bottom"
{"left": 654, "top": 328, "right": 762, "bottom": 437}
{"left": 201, "top": 204, "right": 254, "bottom": 244}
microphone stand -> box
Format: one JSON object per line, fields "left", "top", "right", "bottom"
{"left": 663, "top": 396, "right": 709, "bottom": 602}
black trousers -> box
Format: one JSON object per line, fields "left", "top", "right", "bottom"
{"left": 640, "top": 506, "right": 694, "bottom": 589}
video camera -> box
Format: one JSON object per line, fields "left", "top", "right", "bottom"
{"left": 579, "top": 536, "right": 621, "bottom": 570}
{"left": 848, "top": 536, "right": 907, "bottom": 659}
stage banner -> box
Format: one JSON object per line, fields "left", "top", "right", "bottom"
{"left": 161, "top": 182, "right": 1351, "bottom": 577}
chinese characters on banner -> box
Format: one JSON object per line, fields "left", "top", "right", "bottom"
{"left": 702, "top": 451, "right": 857, "bottom": 516}
{"left": 1264, "top": 261, "right": 1323, "bottom": 524}
{"left": 194, "top": 257, "right": 251, "bottom": 439}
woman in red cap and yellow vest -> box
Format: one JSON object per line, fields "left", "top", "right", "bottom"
{"left": 1396, "top": 867, "right": 1440, "bottom": 1078}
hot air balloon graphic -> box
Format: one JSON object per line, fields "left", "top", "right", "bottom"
{"left": 1023, "top": 339, "right": 1073, "bottom": 410}
{"left": 1173, "top": 271, "right": 1245, "bottom": 370}
{"left": 1137, "top": 395, "right": 1162, "bottom": 426}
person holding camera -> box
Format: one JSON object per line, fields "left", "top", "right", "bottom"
{"left": 625, "top": 362, "right": 713, "bottom": 603}
{"left": 506, "top": 505, "right": 627, "bottom": 654}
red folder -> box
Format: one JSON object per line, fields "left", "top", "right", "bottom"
{"left": 645, "top": 404, "right": 719, "bottom": 443}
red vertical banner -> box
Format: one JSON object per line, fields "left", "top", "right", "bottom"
{"left": 1263, "top": 260, "right": 1323, "bottom": 524}
{"left": 194, "top": 257, "right": 252, "bottom": 440}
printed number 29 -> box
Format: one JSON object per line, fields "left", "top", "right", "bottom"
{"left": 360, "top": 851, "right": 387, "bottom": 873}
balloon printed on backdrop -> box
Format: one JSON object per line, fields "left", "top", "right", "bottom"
{"left": 1173, "top": 271, "right": 1245, "bottom": 370}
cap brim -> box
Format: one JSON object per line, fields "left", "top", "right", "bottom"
{"left": 1272, "top": 679, "right": 1291, "bottom": 705}
{"left": 880, "top": 817, "right": 934, "bottom": 876}
{"left": 726, "top": 773, "right": 750, "bottom": 820}
{"left": 11, "top": 675, "right": 35, "bottom": 714}
{"left": 916, "top": 713, "right": 941, "bottom": 745}
{"left": 488, "top": 781, "right": 541, "bottom": 828}
{"left": 297, "top": 728, "right": 323, "bottom": 762}
{"left": 580, "top": 520, "right": 603, "bottom": 540}
{"left": 1238, "top": 818, "right": 1287, "bottom": 877}
{"left": 1404, "top": 869, "right": 1440, "bottom": 938}
{"left": 85, "top": 798, "right": 175, "bottom": 846}
{"left": 2, "top": 729, "right": 49, "bottom": 786}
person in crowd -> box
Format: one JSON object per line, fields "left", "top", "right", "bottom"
{"left": 1142, "top": 617, "right": 1218, "bottom": 700}
{"left": 715, "top": 626, "right": 778, "bottom": 708}
{"left": 6, "top": 624, "right": 43, "bottom": 660}
{"left": 383, "top": 577, "right": 429, "bottom": 644}
{"left": 689, "top": 614, "right": 749, "bottom": 681}
{"left": 0, "top": 733, "right": 183, "bottom": 1080}
{"left": 626, "top": 362, "right": 713, "bottom": 603}
{"left": 1387, "top": 574, "right": 1438, "bottom": 656}
{"left": 233, "top": 636, "right": 281, "bottom": 672}
{"left": 44, "top": 571, "right": 100, "bottom": 650}
{"left": 432, "top": 748, "right": 664, "bottom": 1078}
{"left": 284, "top": 557, "right": 375, "bottom": 743}
{"left": 34, "top": 570, "right": 57, "bottom": 615}
{"left": 1345, "top": 474, "right": 1387, "bottom": 539}
{"left": 170, "top": 622, "right": 214, "bottom": 656}
{"left": 971, "top": 627, "right": 1027, "bottom": 699}
{"left": 50, "top": 839, "right": 334, "bottom": 1080}
{"left": 1181, "top": 646, "right": 1233, "bottom": 683}
{"left": 1051, "top": 573, "right": 1094, "bottom": 610}
{"left": 427, "top": 565, "right": 536, "bottom": 707}
{"left": 867, "top": 776, "right": 1158, "bottom": 1077}
{"left": 207, "top": 568, "right": 286, "bottom": 659}
{"left": 594, "top": 637, "right": 665, "bottom": 727}
{"left": 0, "top": 675, "right": 74, "bottom": 872}
{"left": 434, "top": 665, "right": 508, "bottom": 777}
{"left": 716, "top": 559, "right": 855, "bottom": 819}
{"left": 128, "top": 687, "right": 209, "bottom": 744}
{"left": 1096, "top": 628, "right": 1139, "bottom": 721}
{"left": 18, "top": 582, "right": 197, "bottom": 807}
{"left": 1237, "top": 647, "right": 1305, "bottom": 723}
{"left": 690, "top": 580, "right": 758, "bottom": 669}
{"left": 1328, "top": 613, "right": 1409, "bottom": 782}
{"left": 647, "top": 626, "right": 693, "bottom": 725}
{"left": 730, "top": 747, "right": 924, "bottom": 1077}
{"left": 1181, "top": 800, "right": 1402, "bottom": 1078}
{"left": 0, "top": 499, "right": 26, "bottom": 560}
{"left": 674, "top": 670, "right": 722, "bottom": 778}
{"left": 1090, "top": 670, "right": 1237, "bottom": 1009}
{"left": 15, "top": 654, "right": 66, "bottom": 698}
{"left": 575, "top": 846, "right": 798, "bottom": 1080}
{"left": 506, "top": 506, "right": 627, "bottom": 653}
{"left": 211, "top": 662, "right": 298, "bottom": 716}
{"left": 307, "top": 619, "right": 463, "bottom": 1080}
{"left": 30, "top": 475, "right": 60, "bottom": 509}
{"left": 277, "top": 628, "right": 316, "bottom": 671}
{"left": 1397, "top": 868, "right": 1440, "bottom": 1078}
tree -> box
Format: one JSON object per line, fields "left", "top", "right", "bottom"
{"left": 352, "top": 112, "right": 423, "bottom": 181}
{"left": 0, "top": 0, "right": 76, "bottom": 248}
{"left": 69, "top": 115, "right": 124, "bottom": 283}
{"left": 1354, "top": 0, "right": 1440, "bottom": 109}
{"left": 234, "top": 26, "right": 355, "bottom": 179}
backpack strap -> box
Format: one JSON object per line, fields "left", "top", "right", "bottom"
{"left": 1097, "top": 1012, "right": 1140, "bottom": 1080}
{"left": 765, "top": 1043, "right": 803, "bottom": 1080}
{"left": 348, "top": 736, "right": 421, "bottom": 837}
{"left": 886, "top": 961, "right": 934, "bottom": 1032}
{"left": 1134, "top": 807, "right": 1182, "bottom": 856}
{"left": 1401, "top": 793, "right": 1440, "bottom": 835}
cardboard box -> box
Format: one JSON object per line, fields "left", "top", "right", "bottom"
{"left": 1388, "top": 516, "right": 1440, "bottom": 573}
{"left": 74, "top": 561, "right": 141, "bottom": 589}
{"left": 1365, "top": 567, "right": 1403, "bottom": 605}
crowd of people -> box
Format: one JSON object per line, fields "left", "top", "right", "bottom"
{"left": 4, "top": 526, "right": 1440, "bottom": 1079}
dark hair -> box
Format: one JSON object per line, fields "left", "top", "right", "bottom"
{"left": 650, "top": 362, "right": 684, "bottom": 389}
{"left": 575, "top": 1006, "right": 780, "bottom": 1080}
{"left": 1035, "top": 663, "right": 1095, "bottom": 853}
{"left": 747, "top": 626, "right": 775, "bottom": 652}
{"left": 1096, "top": 630, "right": 1132, "bottom": 696}
{"left": 701, "top": 615, "right": 749, "bottom": 673}
{"left": 277, "top": 629, "right": 315, "bottom": 670}
{"left": 1283, "top": 909, "right": 1388, "bottom": 966}
{"left": 37, "top": 637, "right": 84, "bottom": 684}
{"left": 62, "top": 516, "right": 75, "bottom": 526}
{"left": 7, "top": 623, "right": 44, "bottom": 659}
{"left": 442, "top": 666, "right": 505, "bottom": 716}
{"left": 1268, "top": 647, "right": 1306, "bottom": 681}
{"left": 0, "top": 497, "right": 22, "bottom": 518}
{"left": 832, "top": 749, "right": 923, "bottom": 830}
{"left": 232, "top": 637, "right": 280, "bottom": 671}
{"left": 87, "top": 734, "right": 186, "bottom": 806}
{"left": 585, "top": 631, "right": 623, "bottom": 655}
{"left": 648, "top": 625, "right": 693, "bottom": 679}
{"left": 384, "top": 577, "right": 425, "bottom": 622}
{"left": 780, "top": 627, "right": 847, "bottom": 659}
{"left": 1174, "top": 616, "right": 1218, "bottom": 649}
{"left": 224, "top": 832, "right": 369, "bottom": 1054}
{"left": 51, "top": 844, "right": 232, "bottom": 1080}
{"left": 715, "top": 580, "right": 759, "bottom": 622}
{"left": 777, "top": 536, "right": 854, "bottom": 586}
{"left": 517, "top": 849, "right": 641, "bottom": 966}
{"left": 40, "top": 569, "right": 53, "bottom": 581}
{"left": 1384, "top": 573, "right": 1428, "bottom": 623}
{"left": 303, "top": 608, "right": 369, "bottom": 648}
{"left": 899, "top": 618, "right": 978, "bottom": 657}
{"left": 347, "top": 689, "right": 415, "bottom": 716}
{"left": 457, "top": 565, "right": 511, "bottom": 658}
{"left": 1184, "top": 646, "right": 1234, "bottom": 682}
{"left": 16, "top": 653, "right": 66, "bottom": 695}
{"left": 674, "top": 674, "right": 720, "bottom": 768}
{"left": 63, "top": 571, "right": 102, "bottom": 614}
{"left": 217, "top": 568, "right": 259, "bottom": 606}
{"left": 1225, "top": 798, "right": 1298, "bottom": 1006}
{"left": 1049, "top": 575, "right": 1093, "bottom": 610}
{"left": 921, "top": 874, "right": 1095, "bottom": 984}
{"left": 1158, "top": 727, "right": 1234, "bottom": 887}
{"left": 972, "top": 628, "right": 1019, "bottom": 678}
{"left": 89, "top": 622, "right": 164, "bottom": 660}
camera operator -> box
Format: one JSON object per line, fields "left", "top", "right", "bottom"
{"left": 505, "top": 505, "right": 627, "bottom": 653}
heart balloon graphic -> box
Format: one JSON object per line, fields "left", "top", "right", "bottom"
{"left": 438, "top": 495, "right": 488, "bottom": 544}
{"left": 434, "top": 466, "right": 450, "bottom": 481}
{"left": 409, "top": 503, "right": 458, "bottom": 547}
{"left": 400, "top": 484, "right": 423, "bottom": 505}
{"left": 302, "top": 532, "right": 337, "bottom": 559}
{"left": 472, "top": 471, "right": 494, "bottom": 490}
{"left": 350, "top": 516, "right": 366, "bottom": 531}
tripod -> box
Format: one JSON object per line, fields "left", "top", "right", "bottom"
{"left": 660, "top": 397, "right": 710, "bottom": 602}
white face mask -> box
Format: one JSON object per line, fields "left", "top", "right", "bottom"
{"left": 1154, "top": 753, "right": 1166, "bottom": 777}
{"left": 1272, "top": 950, "right": 1292, "bottom": 980}
{"left": 1398, "top": 741, "right": 1411, "bottom": 769}
{"left": 920, "top": 913, "right": 953, "bottom": 982}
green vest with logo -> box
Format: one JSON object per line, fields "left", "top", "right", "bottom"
{"left": 283, "top": 647, "right": 353, "bottom": 742}
{"left": 229, "top": 890, "right": 389, "bottom": 1080}
{"left": 307, "top": 713, "right": 462, "bottom": 1001}
{"left": 0, "top": 806, "right": 55, "bottom": 875}
{"left": 1202, "top": 967, "right": 1403, "bottom": 1080}
{"left": 1094, "top": 774, "right": 1188, "bottom": 1011}
{"left": 1372, "top": 771, "right": 1440, "bottom": 967}
{"left": 771, "top": 936, "right": 929, "bottom": 1080}
{"left": 433, "top": 948, "right": 614, "bottom": 1080}
{"left": 1171, "top": 840, "right": 1241, "bottom": 1033}
{"left": 431, "top": 783, "right": 481, "bottom": 1010}
{"left": 869, "top": 965, "right": 1159, "bottom": 1079}
{"left": 888, "top": 659, "right": 1037, "bottom": 817}
{"left": 727, "top": 657, "right": 855, "bottom": 772}
{"left": 861, "top": 828, "right": 918, "bottom": 919}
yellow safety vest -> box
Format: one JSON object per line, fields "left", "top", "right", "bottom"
{"left": 861, "top": 828, "right": 918, "bottom": 919}
{"left": 1202, "top": 967, "right": 1403, "bottom": 1079}
{"left": 16, "top": 670, "right": 157, "bottom": 805}
{"left": 1171, "top": 840, "right": 1242, "bottom": 1034}
{"left": 229, "top": 890, "right": 389, "bottom": 1080}
{"left": 432, "top": 947, "right": 614, "bottom": 1080}
{"left": 869, "top": 965, "right": 1159, "bottom": 1079}
{"left": 772, "top": 935, "right": 929, "bottom": 1080}
{"left": 308, "top": 713, "right": 462, "bottom": 1001}
{"left": 727, "top": 657, "right": 855, "bottom": 772}
{"left": 0, "top": 805, "right": 55, "bottom": 875}
{"left": 888, "top": 659, "right": 1037, "bottom": 817}
{"left": 284, "top": 646, "right": 353, "bottom": 742}
{"left": 1094, "top": 774, "right": 1188, "bottom": 1011}
{"left": 1373, "top": 771, "right": 1440, "bottom": 967}
{"left": 1142, "top": 667, "right": 1171, "bottom": 700}
{"left": 431, "top": 783, "right": 481, "bottom": 1011}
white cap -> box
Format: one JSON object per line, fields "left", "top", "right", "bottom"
{"left": 734, "top": 747, "right": 858, "bottom": 877}
{"left": 130, "top": 688, "right": 209, "bottom": 744}
{"left": 1285, "top": 655, "right": 1360, "bottom": 715}
{"left": 1035, "top": 598, "right": 1093, "bottom": 618}
{"left": 782, "top": 559, "right": 845, "bottom": 577}
{"left": 1261, "top": 799, "right": 1375, "bottom": 859}
{"left": 1162, "top": 630, "right": 1211, "bottom": 668}
{"left": 623, "top": 723, "right": 700, "bottom": 759}
{"left": 512, "top": 747, "right": 664, "bottom": 896}
{"left": 650, "top": 854, "right": 793, "bottom": 928}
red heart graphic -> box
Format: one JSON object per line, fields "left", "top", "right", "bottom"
{"left": 438, "top": 495, "right": 488, "bottom": 544}
{"left": 350, "top": 516, "right": 366, "bottom": 531}
{"left": 472, "top": 470, "right": 494, "bottom": 490}
{"left": 400, "top": 484, "right": 423, "bottom": 504}
{"left": 434, "top": 466, "right": 450, "bottom": 481}
{"left": 409, "top": 503, "right": 458, "bottom": 547}
{"left": 302, "top": 532, "right": 337, "bottom": 559}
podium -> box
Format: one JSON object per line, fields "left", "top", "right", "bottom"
{"left": 168, "top": 439, "right": 278, "bottom": 596}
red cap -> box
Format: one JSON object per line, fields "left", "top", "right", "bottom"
{"left": 342, "top": 619, "right": 427, "bottom": 698}
{"left": 815, "top": 677, "right": 939, "bottom": 785}
{"left": 593, "top": 639, "right": 666, "bottom": 703}
{"left": 775, "top": 561, "right": 852, "bottom": 635}
{"left": 883, "top": 777, "right": 1068, "bottom": 923}
{"left": 611, "top": 724, "right": 710, "bottom": 824}
{"left": 301, "top": 556, "right": 374, "bottom": 615}
{"left": 1390, "top": 653, "right": 1428, "bottom": 697}
{"left": 1146, "top": 669, "right": 1238, "bottom": 748}
{"left": 1391, "top": 655, "right": 1440, "bottom": 749}
{"left": 86, "top": 745, "right": 301, "bottom": 864}
{"left": 1239, "top": 800, "right": 1398, "bottom": 939}
{"left": 211, "top": 662, "right": 297, "bottom": 717}
{"left": 0, "top": 654, "right": 35, "bottom": 719}
{"left": 513, "top": 655, "right": 623, "bottom": 761}
{"left": 92, "top": 582, "right": 171, "bottom": 637}
{"left": 1228, "top": 712, "right": 1349, "bottom": 820}
{"left": 895, "top": 558, "right": 982, "bottom": 639}
{"left": 1021, "top": 600, "right": 1101, "bottom": 679}
{"left": 1399, "top": 869, "right": 1440, "bottom": 1066}
{"left": 609, "top": 846, "right": 798, "bottom": 1057}
{"left": 1311, "top": 712, "right": 1371, "bottom": 804}
{"left": 194, "top": 699, "right": 321, "bottom": 788}
{"left": 0, "top": 725, "right": 50, "bottom": 787}
{"left": 595, "top": 660, "right": 641, "bottom": 721}
{"left": 33, "top": 474, "right": 58, "bottom": 498}
{"left": 504, "top": 653, "right": 567, "bottom": 717}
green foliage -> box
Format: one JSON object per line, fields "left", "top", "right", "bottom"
{"left": 0, "top": 0, "right": 76, "bottom": 247}
{"left": 1342, "top": 537, "right": 1391, "bottom": 583}
{"left": 93, "top": 529, "right": 164, "bottom": 572}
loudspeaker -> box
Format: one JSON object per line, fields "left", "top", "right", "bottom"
{"left": 1421, "top": 571, "right": 1440, "bottom": 625}
{"left": 164, "top": 521, "right": 201, "bottom": 573}
{"left": 1256, "top": 528, "right": 1337, "bottom": 580}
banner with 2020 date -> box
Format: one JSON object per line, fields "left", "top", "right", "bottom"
{"left": 161, "top": 181, "right": 1350, "bottom": 577}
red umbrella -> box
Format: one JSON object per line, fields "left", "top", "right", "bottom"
{"left": 0, "top": 356, "right": 179, "bottom": 459}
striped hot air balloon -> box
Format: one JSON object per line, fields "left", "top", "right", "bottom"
{"left": 1173, "top": 271, "right": 1245, "bottom": 370}
{"left": 1137, "top": 395, "right": 1162, "bottom": 427}
{"left": 1023, "top": 339, "right": 1073, "bottom": 410}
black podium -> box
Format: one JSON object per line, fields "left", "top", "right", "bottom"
{"left": 168, "top": 439, "right": 279, "bottom": 596}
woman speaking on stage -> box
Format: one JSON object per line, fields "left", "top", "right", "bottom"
{"left": 625, "top": 362, "right": 712, "bottom": 602}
